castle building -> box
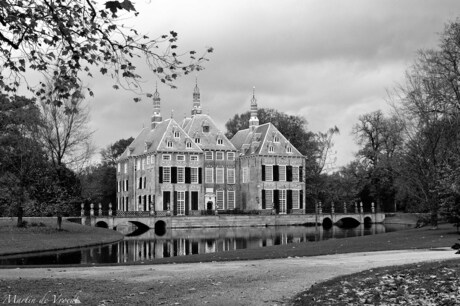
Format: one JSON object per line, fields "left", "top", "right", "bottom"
{"left": 116, "top": 83, "right": 306, "bottom": 215}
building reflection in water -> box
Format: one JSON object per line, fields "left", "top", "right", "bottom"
{"left": 1, "top": 224, "right": 412, "bottom": 266}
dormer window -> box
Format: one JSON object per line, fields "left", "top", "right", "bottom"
{"left": 217, "top": 138, "right": 223, "bottom": 145}
{"left": 167, "top": 141, "right": 173, "bottom": 148}
{"left": 203, "top": 125, "right": 210, "bottom": 133}
{"left": 195, "top": 138, "right": 201, "bottom": 144}
{"left": 274, "top": 135, "right": 280, "bottom": 143}
{"left": 174, "top": 131, "right": 180, "bottom": 138}
{"left": 269, "top": 146, "right": 274, "bottom": 153}
{"left": 286, "top": 146, "right": 292, "bottom": 153}
{"left": 186, "top": 141, "right": 192, "bottom": 148}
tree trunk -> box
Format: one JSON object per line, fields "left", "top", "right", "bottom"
{"left": 57, "top": 213, "right": 62, "bottom": 231}
{"left": 16, "top": 206, "right": 23, "bottom": 227}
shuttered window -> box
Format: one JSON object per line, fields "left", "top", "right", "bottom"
{"left": 163, "top": 167, "right": 171, "bottom": 183}
{"left": 292, "top": 166, "right": 299, "bottom": 182}
{"left": 279, "top": 165, "right": 286, "bottom": 181}
{"left": 265, "top": 190, "right": 273, "bottom": 210}
{"left": 227, "top": 191, "right": 235, "bottom": 209}
{"left": 191, "top": 167, "right": 198, "bottom": 184}
{"left": 265, "top": 165, "right": 273, "bottom": 181}
{"left": 177, "top": 167, "right": 185, "bottom": 183}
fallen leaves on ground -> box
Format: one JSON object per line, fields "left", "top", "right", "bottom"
{"left": 292, "top": 259, "right": 460, "bottom": 305}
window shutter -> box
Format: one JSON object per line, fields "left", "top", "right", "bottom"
{"left": 185, "top": 167, "right": 191, "bottom": 184}
{"left": 299, "top": 190, "right": 304, "bottom": 209}
{"left": 273, "top": 165, "right": 279, "bottom": 182}
{"left": 185, "top": 191, "right": 190, "bottom": 215}
{"left": 273, "top": 190, "right": 280, "bottom": 214}
{"left": 299, "top": 166, "right": 303, "bottom": 182}
{"left": 171, "top": 167, "right": 177, "bottom": 183}
{"left": 192, "top": 191, "right": 199, "bottom": 210}
{"left": 287, "top": 190, "right": 293, "bottom": 212}
{"left": 287, "top": 166, "right": 292, "bottom": 182}
{"left": 262, "top": 165, "right": 265, "bottom": 181}
{"left": 159, "top": 167, "right": 163, "bottom": 183}
{"left": 262, "top": 189, "right": 266, "bottom": 209}
{"left": 198, "top": 168, "right": 202, "bottom": 183}
{"left": 173, "top": 191, "right": 178, "bottom": 215}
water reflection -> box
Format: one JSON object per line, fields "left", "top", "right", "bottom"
{"left": 0, "top": 224, "right": 412, "bottom": 266}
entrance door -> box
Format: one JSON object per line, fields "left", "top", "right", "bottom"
{"left": 207, "top": 201, "right": 213, "bottom": 211}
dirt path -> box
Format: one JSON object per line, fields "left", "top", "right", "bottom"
{"left": 1, "top": 248, "right": 458, "bottom": 305}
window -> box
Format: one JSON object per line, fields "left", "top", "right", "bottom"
{"left": 142, "top": 158, "right": 146, "bottom": 170}
{"left": 124, "top": 163, "right": 127, "bottom": 173}
{"left": 167, "top": 141, "right": 173, "bottom": 148}
{"left": 227, "top": 152, "right": 235, "bottom": 161}
{"left": 143, "top": 177, "right": 146, "bottom": 189}
{"left": 124, "top": 179, "right": 129, "bottom": 191}
{"left": 194, "top": 138, "right": 201, "bottom": 144}
{"left": 216, "top": 152, "right": 224, "bottom": 160}
{"left": 163, "top": 167, "right": 171, "bottom": 183}
{"left": 286, "top": 146, "right": 292, "bottom": 153}
{"left": 136, "top": 159, "right": 141, "bottom": 170}
{"left": 205, "top": 151, "right": 213, "bottom": 160}
{"left": 293, "top": 190, "right": 300, "bottom": 209}
{"left": 177, "top": 167, "right": 185, "bottom": 183}
{"left": 216, "top": 168, "right": 224, "bottom": 184}
{"left": 279, "top": 189, "right": 287, "bottom": 214}
{"left": 176, "top": 155, "right": 185, "bottom": 161}
{"left": 190, "top": 155, "right": 199, "bottom": 161}
{"left": 242, "top": 167, "right": 249, "bottom": 183}
{"left": 174, "top": 131, "right": 180, "bottom": 138}
{"left": 162, "top": 154, "right": 171, "bottom": 161}
{"left": 274, "top": 135, "right": 280, "bottom": 143}
{"left": 265, "top": 190, "right": 273, "bottom": 209}
{"left": 186, "top": 142, "right": 192, "bottom": 148}
{"left": 205, "top": 167, "right": 213, "bottom": 183}
{"left": 265, "top": 165, "right": 273, "bottom": 181}
{"left": 117, "top": 163, "right": 121, "bottom": 172}
{"left": 146, "top": 156, "right": 150, "bottom": 165}
{"left": 203, "top": 125, "right": 210, "bottom": 133}
{"left": 117, "top": 181, "right": 120, "bottom": 192}
{"left": 292, "top": 166, "right": 299, "bottom": 182}
{"left": 227, "top": 191, "right": 235, "bottom": 210}
{"left": 279, "top": 165, "right": 286, "bottom": 181}
{"left": 191, "top": 167, "right": 199, "bottom": 184}
{"left": 216, "top": 190, "right": 224, "bottom": 210}
{"left": 227, "top": 168, "right": 235, "bottom": 184}
{"left": 269, "top": 146, "right": 274, "bottom": 153}
{"left": 217, "top": 138, "right": 223, "bottom": 145}
{"left": 138, "top": 177, "right": 142, "bottom": 189}
{"left": 177, "top": 191, "right": 185, "bottom": 215}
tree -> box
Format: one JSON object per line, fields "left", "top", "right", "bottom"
{"left": 39, "top": 79, "right": 95, "bottom": 172}
{"left": 389, "top": 20, "right": 460, "bottom": 226}
{"left": 80, "top": 137, "right": 133, "bottom": 209}
{"left": 0, "top": 1, "right": 212, "bottom": 102}
{"left": 100, "top": 137, "right": 134, "bottom": 166}
{"left": 351, "top": 110, "right": 404, "bottom": 211}
{"left": 0, "top": 95, "right": 47, "bottom": 226}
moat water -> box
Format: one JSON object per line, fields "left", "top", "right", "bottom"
{"left": 0, "top": 223, "right": 412, "bottom": 266}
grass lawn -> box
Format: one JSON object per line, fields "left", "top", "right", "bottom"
{"left": 0, "top": 217, "right": 123, "bottom": 256}
{"left": 292, "top": 259, "right": 460, "bottom": 305}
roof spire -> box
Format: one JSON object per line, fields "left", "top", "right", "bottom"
{"left": 249, "top": 86, "right": 259, "bottom": 130}
{"left": 151, "top": 83, "right": 162, "bottom": 129}
{"left": 192, "top": 75, "right": 202, "bottom": 116}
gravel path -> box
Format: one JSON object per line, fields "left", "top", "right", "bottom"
{"left": 1, "top": 248, "right": 458, "bottom": 305}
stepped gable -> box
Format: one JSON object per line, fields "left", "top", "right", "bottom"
{"left": 181, "top": 114, "right": 236, "bottom": 151}
{"left": 230, "top": 123, "right": 302, "bottom": 157}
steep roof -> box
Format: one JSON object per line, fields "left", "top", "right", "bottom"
{"left": 119, "top": 119, "right": 202, "bottom": 160}
{"left": 230, "top": 123, "right": 303, "bottom": 157}
{"left": 181, "top": 114, "right": 236, "bottom": 151}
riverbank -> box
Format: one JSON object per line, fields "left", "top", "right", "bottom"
{"left": 0, "top": 218, "right": 123, "bottom": 256}
{"left": 0, "top": 249, "right": 458, "bottom": 306}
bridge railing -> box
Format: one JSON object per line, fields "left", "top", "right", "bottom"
{"left": 313, "top": 201, "right": 377, "bottom": 214}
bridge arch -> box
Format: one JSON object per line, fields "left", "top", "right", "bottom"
{"left": 154, "top": 220, "right": 167, "bottom": 236}
{"left": 95, "top": 221, "right": 108, "bottom": 228}
{"left": 364, "top": 216, "right": 372, "bottom": 227}
{"left": 335, "top": 217, "right": 360, "bottom": 228}
{"left": 322, "top": 217, "right": 333, "bottom": 228}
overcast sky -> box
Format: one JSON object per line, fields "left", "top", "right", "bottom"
{"left": 86, "top": 0, "right": 460, "bottom": 170}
